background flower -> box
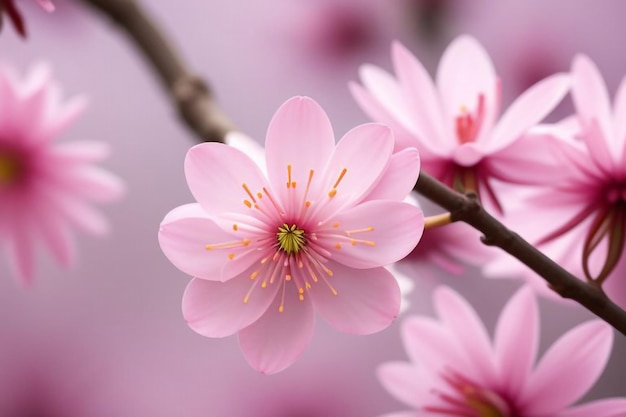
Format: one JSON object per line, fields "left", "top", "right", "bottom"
{"left": 378, "top": 286, "right": 626, "bottom": 417}
{"left": 0, "top": 63, "right": 123, "bottom": 284}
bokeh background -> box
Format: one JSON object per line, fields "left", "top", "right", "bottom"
{"left": 1, "top": 1, "right": 625, "bottom": 415}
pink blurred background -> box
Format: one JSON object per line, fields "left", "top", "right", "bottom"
{"left": 0, "top": 1, "right": 625, "bottom": 415}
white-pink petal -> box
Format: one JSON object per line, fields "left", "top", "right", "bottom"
{"left": 307, "top": 263, "right": 400, "bottom": 334}
{"left": 185, "top": 142, "right": 271, "bottom": 216}
{"left": 436, "top": 35, "right": 497, "bottom": 126}
{"left": 486, "top": 73, "right": 570, "bottom": 153}
{"left": 391, "top": 41, "right": 450, "bottom": 154}
{"left": 521, "top": 321, "right": 613, "bottom": 415}
{"left": 238, "top": 287, "right": 315, "bottom": 374}
{"left": 322, "top": 200, "right": 423, "bottom": 269}
{"left": 493, "top": 287, "right": 538, "bottom": 397}
{"left": 558, "top": 398, "right": 626, "bottom": 417}
{"left": 318, "top": 123, "right": 393, "bottom": 211}
{"left": 182, "top": 276, "right": 279, "bottom": 338}
{"left": 264, "top": 96, "right": 335, "bottom": 204}
{"left": 361, "top": 148, "right": 420, "bottom": 202}
{"left": 571, "top": 54, "right": 615, "bottom": 155}
{"left": 159, "top": 204, "right": 255, "bottom": 281}
{"left": 377, "top": 362, "right": 429, "bottom": 409}
{"left": 433, "top": 287, "right": 497, "bottom": 386}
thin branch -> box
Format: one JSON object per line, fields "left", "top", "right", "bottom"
{"left": 81, "top": 0, "right": 234, "bottom": 143}
{"left": 415, "top": 173, "right": 626, "bottom": 335}
{"left": 80, "top": 0, "right": 626, "bottom": 336}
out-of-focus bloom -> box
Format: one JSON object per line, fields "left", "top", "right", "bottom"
{"left": 488, "top": 55, "right": 626, "bottom": 306}
{"left": 0, "top": 64, "right": 124, "bottom": 285}
{"left": 350, "top": 35, "right": 570, "bottom": 213}
{"left": 159, "top": 96, "right": 423, "bottom": 374}
{"left": 378, "top": 286, "right": 626, "bottom": 417}
{"left": 0, "top": 0, "right": 53, "bottom": 37}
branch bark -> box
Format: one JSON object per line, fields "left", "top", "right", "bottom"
{"left": 80, "top": 0, "right": 626, "bottom": 336}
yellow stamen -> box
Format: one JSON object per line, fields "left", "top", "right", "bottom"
{"left": 287, "top": 164, "right": 293, "bottom": 188}
{"left": 333, "top": 168, "right": 348, "bottom": 188}
{"left": 228, "top": 253, "right": 235, "bottom": 260}
{"left": 205, "top": 238, "right": 251, "bottom": 251}
{"left": 334, "top": 243, "right": 341, "bottom": 249}
{"left": 345, "top": 226, "right": 374, "bottom": 235}
{"left": 242, "top": 183, "right": 257, "bottom": 203}
{"left": 244, "top": 200, "right": 252, "bottom": 208}
{"left": 328, "top": 189, "right": 337, "bottom": 198}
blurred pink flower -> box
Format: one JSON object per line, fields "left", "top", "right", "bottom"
{"left": 378, "top": 286, "right": 626, "bottom": 417}
{"left": 488, "top": 54, "right": 626, "bottom": 306}
{"left": 159, "top": 96, "right": 423, "bottom": 374}
{"left": 0, "top": 64, "right": 124, "bottom": 285}
{"left": 1, "top": 0, "right": 53, "bottom": 37}
{"left": 350, "top": 35, "right": 570, "bottom": 213}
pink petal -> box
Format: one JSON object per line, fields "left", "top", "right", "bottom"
{"left": 37, "top": 0, "right": 55, "bottom": 12}
{"left": 378, "top": 413, "right": 423, "bottom": 417}
{"left": 48, "top": 166, "right": 125, "bottom": 203}
{"left": 264, "top": 96, "right": 335, "bottom": 205}
{"left": 436, "top": 36, "right": 497, "bottom": 125}
{"left": 451, "top": 142, "right": 484, "bottom": 167}
{"left": 50, "top": 141, "right": 111, "bottom": 164}
{"left": 521, "top": 321, "right": 613, "bottom": 414}
{"left": 317, "top": 123, "right": 393, "bottom": 213}
{"left": 306, "top": 262, "right": 400, "bottom": 334}
{"left": 321, "top": 200, "right": 423, "bottom": 269}
{"left": 44, "top": 95, "right": 89, "bottom": 142}
{"left": 493, "top": 287, "right": 538, "bottom": 397}
{"left": 33, "top": 208, "right": 76, "bottom": 268}
{"left": 377, "top": 362, "right": 429, "bottom": 408}
{"left": 613, "top": 76, "right": 626, "bottom": 160}
{"left": 224, "top": 131, "right": 266, "bottom": 175}
{"left": 182, "top": 275, "right": 279, "bottom": 338}
{"left": 362, "top": 148, "right": 420, "bottom": 201}
{"left": 349, "top": 81, "right": 418, "bottom": 152}
{"left": 434, "top": 286, "right": 497, "bottom": 386}
{"left": 358, "top": 65, "right": 417, "bottom": 136}
{"left": 391, "top": 41, "right": 451, "bottom": 154}
{"left": 158, "top": 204, "right": 256, "bottom": 281}
{"left": 571, "top": 54, "right": 615, "bottom": 155}
{"left": 5, "top": 206, "right": 35, "bottom": 286}
{"left": 238, "top": 286, "right": 315, "bottom": 374}
{"left": 558, "top": 399, "right": 626, "bottom": 417}
{"left": 485, "top": 134, "right": 572, "bottom": 185}
{"left": 184, "top": 142, "right": 270, "bottom": 216}
{"left": 401, "top": 316, "right": 469, "bottom": 376}
{"left": 487, "top": 73, "right": 570, "bottom": 153}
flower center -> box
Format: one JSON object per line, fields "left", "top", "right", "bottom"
{"left": 277, "top": 223, "right": 307, "bottom": 255}
{"left": 455, "top": 94, "right": 486, "bottom": 144}
{"left": 425, "top": 371, "right": 515, "bottom": 417}
{"left": 0, "top": 152, "right": 22, "bottom": 186}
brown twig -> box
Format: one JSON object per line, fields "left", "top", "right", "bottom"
{"left": 81, "top": 0, "right": 234, "bottom": 143}
{"left": 80, "top": 0, "right": 626, "bottom": 336}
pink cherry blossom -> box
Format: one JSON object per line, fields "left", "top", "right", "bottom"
{"left": 487, "top": 55, "right": 626, "bottom": 307}
{"left": 159, "top": 96, "right": 423, "bottom": 374}
{"left": 0, "top": 64, "right": 124, "bottom": 285}
{"left": 378, "top": 286, "right": 626, "bottom": 417}
{"left": 350, "top": 35, "right": 570, "bottom": 213}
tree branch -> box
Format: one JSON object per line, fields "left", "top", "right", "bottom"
{"left": 81, "top": 0, "right": 234, "bottom": 143}
{"left": 80, "top": 0, "right": 626, "bottom": 336}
